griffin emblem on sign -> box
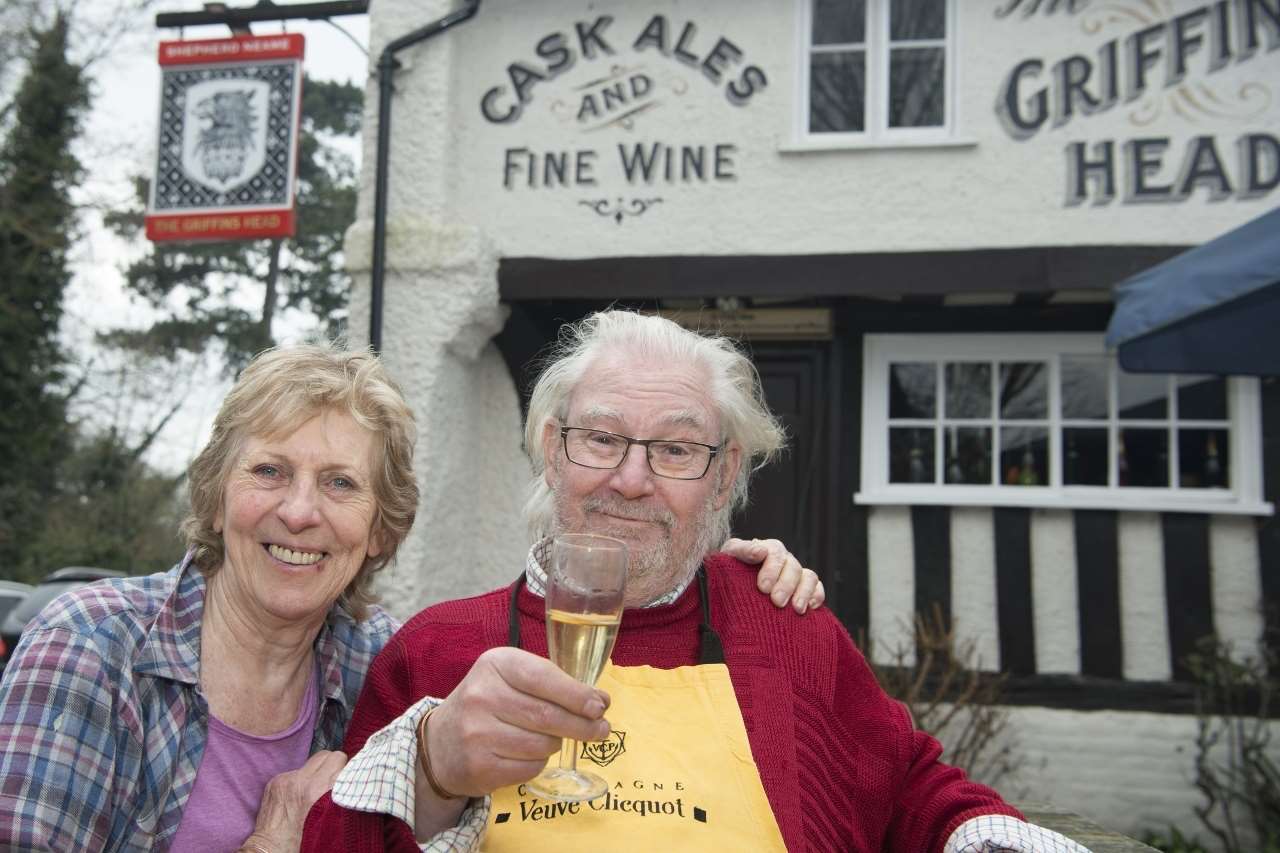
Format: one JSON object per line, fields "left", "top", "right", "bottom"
{"left": 193, "top": 89, "right": 258, "bottom": 183}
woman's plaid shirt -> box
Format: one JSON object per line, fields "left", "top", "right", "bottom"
{"left": 0, "top": 554, "right": 398, "bottom": 852}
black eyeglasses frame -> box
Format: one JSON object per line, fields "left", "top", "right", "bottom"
{"left": 559, "top": 426, "right": 721, "bottom": 480}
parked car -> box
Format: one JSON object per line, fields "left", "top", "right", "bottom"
{"left": 0, "top": 568, "right": 125, "bottom": 669}
{"left": 0, "top": 580, "right": 35, "bottom": 671}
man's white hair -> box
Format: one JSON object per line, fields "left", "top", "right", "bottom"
{"left": 522, "top": 310, "right": 787, "bottom": 541}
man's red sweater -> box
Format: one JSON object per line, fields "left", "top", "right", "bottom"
{"left": 301, "top": 555, "right": 1021, "bottom": 852}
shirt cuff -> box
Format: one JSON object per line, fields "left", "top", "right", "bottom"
{"left": 330, "top": 695, "right": 492, "bottom": 851}
{"left": 943, "top": 814, "right": 1095, "bottom": 852}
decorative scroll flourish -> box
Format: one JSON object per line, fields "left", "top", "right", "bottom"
{"left": 549, "top": 98, "right": 574, "bottom": 123}
{"left": 660, "top": 71, "right": 689, "bottom": 97}
{"left": 1129, "top": 82, "right": 1272, "bottom": 127}
{"left": 1129, "top": 94, "right": 1163, "bottom": 126}
{"left": 1082, "top": 0, "right": 1168, "bottom": 33}
{"left": 995, "top": 0, "right": 1091, "bottom": 19}
{"left": 1178, "top": 82, "right": 1273, "bottom": 122}
{"left": 578, "top": 197, "right": 664, "bottom": 224}
{"left": 587, "top": 101, "right": 660, "bottom": 133}
{"left": 574, "top": 64, "right": 644, "bottom": 92}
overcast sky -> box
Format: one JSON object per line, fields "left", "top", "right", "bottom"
{"left": 63, "top": 7, "right": 371, "bottom": 473}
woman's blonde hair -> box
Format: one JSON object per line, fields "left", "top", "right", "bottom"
{"left": 182, "top": 343, "right": 418, "bottom": 620}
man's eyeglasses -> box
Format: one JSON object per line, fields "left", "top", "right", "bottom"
{"left": 560, "top": 426, "right": 721, "bottom": 480}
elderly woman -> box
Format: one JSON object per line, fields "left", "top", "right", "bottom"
{"left": 0, "top": 344, "right": 822, "bottom": 853}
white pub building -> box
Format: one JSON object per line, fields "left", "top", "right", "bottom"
{"left": 347, "top": 0, "right": 1280, "bottom": 841}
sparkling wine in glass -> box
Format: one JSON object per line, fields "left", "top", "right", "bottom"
{"left": 525, "top": 533, "right": 627, "bottom": 802}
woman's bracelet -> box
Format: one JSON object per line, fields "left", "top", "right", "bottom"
{"left": 239, "top": 842, "right": 272, "bottom": 853}
{"left": 416, "top": 705, "right": 463, "bottom": 801}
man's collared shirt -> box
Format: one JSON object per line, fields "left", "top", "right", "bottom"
{"left": 522, "top": 537, "right": 691, "bottom": 606}
{"left": 0, "top": 553, "right": 397, "bottom": 851}
{"left": 332, "top": 544, "right": 1093, "bottom": 853}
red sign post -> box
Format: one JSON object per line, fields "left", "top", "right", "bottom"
{"left": 146, "top": 34, "right": 305, "bottom": 242}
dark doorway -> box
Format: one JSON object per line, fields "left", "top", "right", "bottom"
{"left": 731, "top": 344, "right": 834, "bottom": 573}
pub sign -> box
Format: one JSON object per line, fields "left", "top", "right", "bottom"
{"left": 146, "top": 34, "right": 305, "bottom": 242}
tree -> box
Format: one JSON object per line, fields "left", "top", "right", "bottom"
{"left": 0, "top": 12, "right": 90, "bottom": 577}
{"left": 2, "top": 2, "right": 159, "bottom": 132}
{"left": 16, "top": 339, "right": 199, "bottom": 584}
{"left": 104, "top": 76, "right": 362, "bottom": 374}
{"left": 25, "top": 425, "right": 187, "bottom": 582}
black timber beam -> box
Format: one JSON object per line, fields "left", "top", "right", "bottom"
{"left": 499, "top": 245, "right": 1188, "bottom": 301}
{"left": 156, "top": 1, "right": 368, "bottom": 29}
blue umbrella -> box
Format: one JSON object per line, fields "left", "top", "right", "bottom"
{"left": 1105, "top": 205, "right": 1280, "bottom": 376}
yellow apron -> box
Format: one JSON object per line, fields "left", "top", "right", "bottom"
{"left": 480, "top": 573, "right": 787, "bottom": 852}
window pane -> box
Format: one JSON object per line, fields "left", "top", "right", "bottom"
{"left": 1118, "top": 371, "right": 1168, "bottom": 419}
{"left": 1119, "top": 428, "right": 1169, "bottom": 487}
{"left": 890, "top": 0, "right": 946, "bottom": 40}
{"left": 1001, "top": 427, "right": 1048, "bottom": 486}
{"left": 1000, "top": 362, "right": 1048, "bottom": 420}
{"left": 1179, "top": 429, "right": 1230, "bottom": 489}
{"left": 888, "top": 47, "right": 944, "bottom": 127}
{"left": 890, "top": 427, "right": 935, "bottom": 483}
{"left": 945, "top": 362, "right": 991, "bottom": 418}
{"left": 1064, "top": 428, "right": 1108, "bottom": 486}
{"left": 944, "top": 426, "right": 991, "bottom": 484}
{"left": 1177, "top": 375, "right": 1228, "bottom": 420}
{"left": 889, "top": 362, "right": 935, "bottom": 418}
{"left": 814, "top": 0, "right": 866, "bottom": 45}
{"left": 1062, "top": 356, "right": 1109, "bottom": 420}
{"left": 810, "top": 51, "right": 865, "bottom": 133}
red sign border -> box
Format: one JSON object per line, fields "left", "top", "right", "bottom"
{"left": 146, "top": 208, "right": 296, "bottom": 242}
{"left": 157, "top": 33, "right": 305, "bottom": 66}
{"left": 147, "top": 34, "right": 305, "bottom": 243}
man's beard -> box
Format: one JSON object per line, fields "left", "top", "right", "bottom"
{"left": 551, "top": 484, "right": 731, "bottom": 604}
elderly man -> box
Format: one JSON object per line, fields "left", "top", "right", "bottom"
{"left": 298, "top": 311, "right": 1089, "bottom": 852}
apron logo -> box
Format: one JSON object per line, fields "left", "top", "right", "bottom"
{"left": 581, "top": 730, "right": 626, "bottom": 766}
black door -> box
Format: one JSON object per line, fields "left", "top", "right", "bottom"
{"left": 731, "top": 344, "right": 833, "bottom": 573}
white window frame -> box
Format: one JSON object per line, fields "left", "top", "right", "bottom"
{"left": 858, "top": 333, "right": 1273, "bottom": 515}
{"left": 788, "top": 0, "right": 974, "bottom": 152}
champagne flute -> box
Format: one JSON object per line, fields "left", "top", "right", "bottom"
{"left": 525, "top": 533, "right": 628, "bottom": 802}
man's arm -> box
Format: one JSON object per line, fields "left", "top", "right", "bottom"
{"left": 825, "top": 629, "right": 1091, "bottom": 851}
{"left": 818, "top": 623, "right": 1023, "bottom": 852}
{"left": 301, "top": 634, "right": 609, "bottom": 851}
{"left": 944, "top": 814, "right": 1093, "bottom": 852}
{"left": 301, "top": 633, "right": 467, "bottom": 851}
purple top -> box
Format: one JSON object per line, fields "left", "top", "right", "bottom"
{"left": 169, "top": 663, "right": 320, "bottom": 853}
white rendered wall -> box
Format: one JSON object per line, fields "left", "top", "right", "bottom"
{"left": 351, "top": 0, "right": 532, "bottom": 615}
{"left": 1031, "top": 510, "right": 1081, "bottom": 675}
{"left": 428, "top": 0, "right": 1280, "bottom": 259}
{"left": 1119, "top": 513, "right": 1173, "bottom": 681}
{"left": 951, "top": 507, "right": 1001, "bottom": 673}
{"left": 991, "top": 705, "right": 1280, "bottom": 851}
{"left": 1210, "top": 515, "right": 1265, "bottom": 665}
{"left": 867, "top": 505, "right": 917, "bottom": 667}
